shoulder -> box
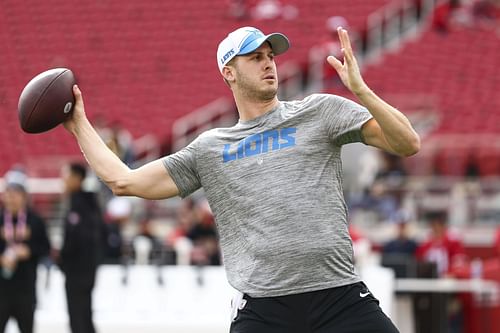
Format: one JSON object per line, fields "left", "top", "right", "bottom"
{"left": 197, "top": 128, "right": 220, "bottom": 142}
{"left": 306, "top": 93, "right": 347, "bottom": 105}
{"left": 276, "top": 94, "right": 346, "bottom": 120}
{"left": 194, "top": 125, "right": 245, "bottom": 144}
{"left": 284, "top": 93, "right": 344, "bottom": 107}
{"left": 177, "top": 129, "right": 221, "bottom": 154}
{"left": 289, "top": 94, "right": 350, "bottom": 114}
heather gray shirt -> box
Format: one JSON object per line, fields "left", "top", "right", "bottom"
{"left": 163, "top": 94, "right": 373, "bottom": 297}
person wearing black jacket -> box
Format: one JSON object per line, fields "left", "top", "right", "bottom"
{"left": 59, "top": 163, "right": 103, "bottom": 333}
{"left": 0, "top": 168, "right": 50, "bottom": 333}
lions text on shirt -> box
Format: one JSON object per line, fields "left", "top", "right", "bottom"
{"left": 163, "top": 94, "right": 373, "bottom": 297}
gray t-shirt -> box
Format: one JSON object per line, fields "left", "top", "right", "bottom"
{"left": 163, "top": 93, "right": 373, "bottom": 297}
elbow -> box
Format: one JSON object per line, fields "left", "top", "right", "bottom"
{"left": 401, "top": 134, "right": 421, "bottom": 157}
{"left": 108, "top": 179, "right": 132, "bottom": 197}
{"left": 111, "top": 186, "right": 128, "bottom": 197}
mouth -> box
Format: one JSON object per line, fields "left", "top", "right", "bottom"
{"left": 262, "top": 74, "right": 276, "bottom": 80}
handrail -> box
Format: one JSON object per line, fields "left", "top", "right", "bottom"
{"left": 172, "top": 97, "right": 235, "bottom": 152}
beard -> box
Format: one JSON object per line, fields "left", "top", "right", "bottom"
{"left": 235, "top": 68, "right": 278, "bottom": 101}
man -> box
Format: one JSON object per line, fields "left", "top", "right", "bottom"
{"left": 59, "top": 163, "right": 103, "bottom": 333}
{"left": 0, "top": 168, "right": 50, "bottom": 333}
{"left": 416, "top": 210, "right": 466, "bottom": 277}
{"left": 383, "top": 209, "right": 418, "bottom": 257}
{"left": 381, "top": 210, "right": 418, "bottom": 278}
{"left": 64, "top": 26, "right": 419, "bottom": 332}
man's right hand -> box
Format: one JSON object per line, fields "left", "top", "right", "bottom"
{"left": 60, "top": 83, "right": 180, "bottom": 200}
{"left": 63, "top": 85, "right": 87, "bottom": 134}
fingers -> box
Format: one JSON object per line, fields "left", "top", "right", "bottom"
{"left": 72, "top": 84, "right": 85, "bottom": 111}
{"left": 73, "top": 84, "right": 83, "bottom": 103}
{"left": 337, "top": 27, "right": 354, "bottom": 65}
{"left": 337, "top": 26, "right": 346, "bottom": 51}
{"left": 327, "top": 55, "right": 343, "bottom": 72}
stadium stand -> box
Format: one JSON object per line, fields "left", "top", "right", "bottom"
{"left": 1, "top": 0, "right": 401, "bottom": 175}
{"left": 348, "top": 27, "right": 499, "bottom": 177}
{"left": 2, "top": 1, "right": 500, "bottom": 333}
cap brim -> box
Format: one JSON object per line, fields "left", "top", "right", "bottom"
{"left": 238, "top": 32, "right": 290, "bottom": 56}
{"left": 6, "top": 183, "right": 26, "bottom": 192}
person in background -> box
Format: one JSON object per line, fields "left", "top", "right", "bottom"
{"left": 416, "top": 210, "right": 467, "bottom": 277}
{"left": 133, "top": 218, "right": 163, "bottom": 264}
{"left": 494, "top": 227, "right": 500, "bottom": 257}
{"left": 102, "top": 197, "right": 131, "bottom": 264}
{"left": 383, "top": 209, "right": 417, "bottom": 256}
{"left": 59, "top": 162, "right": 104, "bottom": 333}
{"left": 380, "top": 209, "right": 418, "bottom": 278}
{"left": 188, "top": 199, "right": 220, "bottom": 266}
{"left": 0, "top": 167, "right": 50, "bottom": 333}
{"left": 228, "top": 0, "right": 249, "bottom": 20}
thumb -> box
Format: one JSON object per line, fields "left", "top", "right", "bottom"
{"left": 73, "top": 84, "right": 83, "bottom": 103}
{"left": 327, "top": 55, "right": 343, "bottom": 72}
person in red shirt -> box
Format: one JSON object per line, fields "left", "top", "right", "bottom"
{"left": 416, "top": 211, "right": 466, "bottom": 277}
{"left": 494, "top": 228, "right": 500, "bottom": 257}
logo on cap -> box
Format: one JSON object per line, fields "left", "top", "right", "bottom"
{"left": 221, "top": 48, "right": 235, "bottom": 65}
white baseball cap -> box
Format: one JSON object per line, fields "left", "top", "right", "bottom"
{"left": 4, "top": 168, "right": 28, "bottom": 192}
{"left": 217, "top": 26, "right": 290, "bottom": 73}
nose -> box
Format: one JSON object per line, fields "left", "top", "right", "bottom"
{"left": 263, "top": 56, "right": 273, "bottom": 71}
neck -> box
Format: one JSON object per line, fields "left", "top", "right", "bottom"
{"left": 6, "top": 207, "right": 23, "bottom": 216}
{"left": 234, "top": 92, "right": 279, "bottom": 122}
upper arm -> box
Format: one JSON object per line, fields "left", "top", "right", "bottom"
{"left": 361, "top": 118, "right": 399, "bottom": 155}
{"left": 118, "top": 159, "right": 180, "bottom": 200}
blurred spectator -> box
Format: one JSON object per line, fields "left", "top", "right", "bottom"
{"left": 382, "top": 210, "right": 418, "bottom": 256}
{"left": 0, "top": 167, "right": 50, "bottom": 333}
{"left": 251, "top": 0, "right": 298, "bottom": 20}
{"left": 349, "top": 224, "right": 372, "bottom": 267}
{"left": 106, "top": 122, "right": 136, "bottom": 167}
{"left": 381, "top": 210, "right": 418, "bottom": 278}
{"left": 252, "top": 0, "right": 282, "bottom": 20}
{"left": 94, "top": 117, "right": 136, "bottom": 167}
{"left": 472, "top": 0, "right": 500, "bottom": 29}
{"left": 375, "top": 152, "right": 408, "bottom": 187}
{"left": 494, "top": 227, "right": 500, "bottom": 257}
{"left": 416, "top": 211, "right": 467, "bottom": 277}
{"left": 102, "top": 197, "right": 131, "bottom": 264}
{"left": 59, "top": 163, "right": 104, "bottom": 333}
{"left": 432, "top": 0, "right": 471, "bottom": 32}
{"left": 432, "top": 0, "right": 499, "bottom": 31}
{"left": 227, "top": 0, "right": 249, "bottom": 20}
{"left": 188, "top": 199, "right": 220, "bottom": 266}
{"left": 133, "top": 218, "right": 163, "bottom": 265}
{"left": 349, "top": 152, "right": 407, "bottom": 221}
{"left": 167, "top": 199, "right": 220, "bottom": 266}
{"left": 166, "top": 199, "right": 195, "bottom": 265}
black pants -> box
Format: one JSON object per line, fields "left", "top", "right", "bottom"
{"left": 64, "top": 271, "right": 96, "bottom": 333}
{"left": 230, "top": 282, "right": 400, "bottom": 333}
{"left": 0, "top": 292, "right": 35, "bottom": 333}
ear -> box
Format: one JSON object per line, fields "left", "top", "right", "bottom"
{"left": 222, "top": 66, "right": 236, "bottom": 83}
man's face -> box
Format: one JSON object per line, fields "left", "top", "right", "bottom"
{"left": 2, "top": 188, "right": 27, "bottom": 214}
{"left": 228, "top": 43, "right": 279, "bottom": 100}
{"left": 61, "top": 166, "right": 81, "bottom": 193}
{"left": 430, "top": 220, "right": 446, "bottom": 238}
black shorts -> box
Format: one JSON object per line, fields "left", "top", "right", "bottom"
{"left": 230, "top": 282, "right": 400, "bottom": 333}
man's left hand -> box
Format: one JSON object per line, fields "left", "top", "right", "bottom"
{"left": 326, "top": 27, "right": 369, "bottom": 95}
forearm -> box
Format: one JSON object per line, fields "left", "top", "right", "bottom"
{"left": 71, "top": 117, "right": 130, "bottom": 192}
{"left": 355, "top": 87, "right": 420, "bottom": 156}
